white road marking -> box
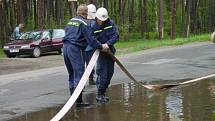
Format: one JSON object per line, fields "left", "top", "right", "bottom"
{"left": 0, "top": 89, "right": 9, "bottom": 95}
{"left": 125, "top": 59, "right": 176, "bottom": 65}
{"left": 142, "top": 59, "right": 176, "bottom": 65}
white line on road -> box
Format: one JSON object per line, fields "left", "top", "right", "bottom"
{"left": 125, "top": 59, "right": 176, "bottom": 65}
{"left": 0, "top": 89, "right": 9, "bottom": 95}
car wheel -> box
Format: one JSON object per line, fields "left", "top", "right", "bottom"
{"left": 6, "top": 54, "right": 16, "bottom": 58}
{"left": 32, "top": 47, "right": 41, "bottom": 58}
{"left": 58, "top": 48, "right": 63, "bottom": 55}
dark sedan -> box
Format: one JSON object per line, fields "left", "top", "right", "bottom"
{"left": 3, "top": 29, "right": 65, "bottom": 58}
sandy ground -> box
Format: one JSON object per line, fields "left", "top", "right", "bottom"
{"left": 0, "top": 53, "right": 65, "bottom": 75}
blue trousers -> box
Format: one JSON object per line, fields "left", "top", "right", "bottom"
{"left": 63, "top": 44, "right": 85, "bottom": 89}
{"left": 96, "top": 52, "right": 115, "bottom": 95}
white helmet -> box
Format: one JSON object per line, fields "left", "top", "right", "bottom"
{"left": 87, "top": 4, "right": 96, "bottom": 19}
{"left": 95, "top": 7, "right": 108, "bottom": 21}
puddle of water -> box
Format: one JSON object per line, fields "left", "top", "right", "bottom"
{"left": 8, "top": 79, "right": 215, "bottom": 121}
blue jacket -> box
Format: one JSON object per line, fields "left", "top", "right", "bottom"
{"left": 86, "top": 19, "right": 95, "bottom": 28}
{"left": 13, "top": 27, "right": 21, "bottom": 39}
{"left": 92, "top": 19, "right": 119, "bottom": 52}
{"left": 63, "top": 16, "right": 102, "bottom": 50}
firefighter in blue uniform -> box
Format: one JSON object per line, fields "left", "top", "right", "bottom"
{"left": 63, "top": 4, "right": 103, "bottom": 107}
{"left": 85, "top": 4, "right": 97, "bottom": 85}
{"left": 92, "top": 8, "right": 119, "bottom": 102}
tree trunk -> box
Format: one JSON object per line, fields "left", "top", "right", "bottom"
{"left": 33, "top": 0, "right": 37, "bottom": 28}
{"left": 140, "top": 0, "right": 143, "bottom": 37}
{"left": 212, "top": 0, "right": 215, "bottom": 31}
{"left": 22, "top": 0, "right": 28, "bottom": 23}
{"left": 190, "top": 0, "right": 199, "bottom": 34}
{"left": 158, "top": 0, "right": 164, "bottom": 39}
{"left": 140, "top": 0, "right": 148, "bottom": 39}
{"left": 89, "top": 0, "right": 97, "bottom": 6}
{"left": 45, "top": 0, "right": 52, "bottom": 28}
{"left": 58, "top": 0, "right": 64, "bottom": 26}
{"left": 0, "top": 1, "right": 7, "bottom": 46}
{"left": 68, "top": 1, "right": 78, "bottom": 18}
{"left": 16, "top": 0, "right": 25, "bottom": 24}
{"left": 4, "top": 1, "right": 11, "bottom": 38}
{"left": 170, "top": 0, "right": 176, "bottom": 39}
{"left": 154, "top": 0, "right": 159, "bottom": 38}
{"left": 56, "top": 0, "right": 60, "bottom": 25}
{"left": 10, "top": 0, "right": 16, "bottom": 33}
{"left": 184, "top": 0, "right": 191, "bottom": 37}
{"left": 8, "top": 0, "right": 16, "bottom": 33}
{"left": 103, "top": 0, "right": 108, "bottom": 9}
{"left": 0, "top": 2, "right": 4, "bottom": 47}
{"left": 120, "top": 0, "right": 127, "bottom": 25}
{"left": 28, "top": 0, "right": 34, "bottom": 28}
{"left": 113, "top": 0, "right": 118, "bottom": 24}
{"left": 37, "top": 0, "right": 45, "bottom": 29}
{"left": 143, "top": 0, "right": 149, "bottom": 39}
{"left": 128, "top": 0, "right": 134, "bottom": 32}
{"left": 181, "top": 0, "right": 185, "bottom": 36}
{"left": 208, "top": 0, "right": 213, "bottom": 32}
{"left": 55, "top": 0, "right": 65, "bottom": 26}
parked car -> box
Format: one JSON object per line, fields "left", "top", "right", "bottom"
{"left": 3, "top": 29, "right": 65, "bottom": 58}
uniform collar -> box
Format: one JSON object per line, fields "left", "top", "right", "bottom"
{"left": 95, "top": 20, "right": 111, "bottom": 29}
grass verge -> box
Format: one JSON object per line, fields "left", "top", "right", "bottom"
{"left": 0, "top": 49, "right": 5, "bottom": 58}
{"left": 115, "top": 33, "right": 211, "bottom": 54}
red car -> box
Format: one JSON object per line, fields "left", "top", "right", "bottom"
{"left": 3, "top": 29, "right": 65, "bottom": 58}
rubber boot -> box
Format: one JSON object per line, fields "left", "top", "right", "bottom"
{"left": 76, "top": 92, "right": 90, "bottom": 107}
{"left": 96, "top": 90, "right": 109, "bottom": 103}
{"left": 96, "top": 95, "right": 109, "bottom": 103}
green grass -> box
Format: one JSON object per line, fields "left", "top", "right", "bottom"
{"left": 212, "top": 112, "right": 215, "bottom": 121}
{"left": 115, "top": 33, "right": 211, "bottom": 54}
{"left": 0, "top": 49, "right": 5, "bottom": 58}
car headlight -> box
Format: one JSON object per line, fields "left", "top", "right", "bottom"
{"left": 3, "top": 46, "right": 9, "bottom": 49}
{"left": 21, "top": 45, "right": 30, "bottom": 49}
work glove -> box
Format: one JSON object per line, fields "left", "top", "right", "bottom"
{"left": 102, "top": 43, "right": 109, "bottom": 52}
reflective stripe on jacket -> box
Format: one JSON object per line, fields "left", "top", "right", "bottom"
{"left": 63, "top": 16, "right": 101, "bottom": 50}
{"left": 92, "top": 20, "right": 119, "bottom": 52}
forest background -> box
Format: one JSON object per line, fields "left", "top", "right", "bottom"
{"left": 0, "top": 0, "right": 213, "bottom": 50}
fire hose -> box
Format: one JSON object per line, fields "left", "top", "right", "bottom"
{"left": 50, "top": 50, "right": 143, "bottom": 121}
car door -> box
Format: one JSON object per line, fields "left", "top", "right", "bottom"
{"left": 40, "top": 31, "right": 52, "bottom": 52}
{"left": 51, "top": 29, "right": 65, "bottom": 51}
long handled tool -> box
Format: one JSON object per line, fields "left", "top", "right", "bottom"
{"left": 107, "top": 52, "right": 215, "bottom": 90}
{"left": 106, "top": 51, "right": 143, "bottom": 86}
{"left": 143, "top": 73, "right": 215, "bottom": 90}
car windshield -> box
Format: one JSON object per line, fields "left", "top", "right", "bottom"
{"left": 18, "top": 32, "right": 41, "bottom": 40}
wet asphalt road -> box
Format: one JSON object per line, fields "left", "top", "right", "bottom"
{"left": 1, "top": 42, "right": 215, "bottom": 121}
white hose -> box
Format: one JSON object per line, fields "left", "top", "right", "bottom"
{"left": 50, "top": 50, "right": 100, "bottom": 121}
{"left": 180, "top": 73, "right": 215, "bottom": 85}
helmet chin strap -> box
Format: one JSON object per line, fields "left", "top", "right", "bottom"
{"left": 96, "top": 18, "right": 103, "bottom": 25}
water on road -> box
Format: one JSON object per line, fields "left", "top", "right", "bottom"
{"left": 8, "top": 78, "right": 215, "bottom": 121}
